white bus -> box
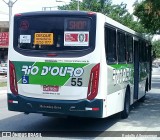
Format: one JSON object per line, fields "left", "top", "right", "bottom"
{"left": 8, "top": 11, "right": 152, "bottom": 118}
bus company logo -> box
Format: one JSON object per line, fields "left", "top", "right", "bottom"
{"left": 65, "top": 33, "right": 88, "bottom": 42}
{"left": 113, "top": 68, "right": 132, "bottom": 85}
{"left": 64, "top": 31, "right": 89, "bottom": 46}
{"left": 21, "top": 65, "right": 84, "bottom": 77}
{"left": 78, "top": 33, "right": 85, "bottom": 42}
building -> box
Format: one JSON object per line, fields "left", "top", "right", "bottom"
{"left": 0, "top": 20, "right": 9, "bottom": 63}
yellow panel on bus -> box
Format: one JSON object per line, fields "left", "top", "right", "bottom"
{"left": 34, "top": 33, "right": 54, "bottom": 45}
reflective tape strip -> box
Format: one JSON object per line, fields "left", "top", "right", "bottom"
{"left": 85, "top": 107, "right": 92, "bottom": 111}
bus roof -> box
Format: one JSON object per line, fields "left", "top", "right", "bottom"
{"left": 96, "top": 12, "right": 150, "bottom": 42}
{"left": 14, "top": 10, "right": 150, "bottom": 43}
{"left": 14, "top": 10, "right": 96, "bottom": 17}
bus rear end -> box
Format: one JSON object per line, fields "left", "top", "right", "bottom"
{"left": 7, "top": 11, "right": 103, "bottom": 118}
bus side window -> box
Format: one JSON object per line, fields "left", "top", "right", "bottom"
{"left": 143, "top": 42, "right": 147, "bottom": 62}
{"left": 117, "top": 31, "right": 126, "bottom": 63}
{"left": 105, "top": 26, "right": 117, "bottom": 63}
{"left": 126, "top": 35, "right": 133, "bottom": 63}
{"left": 139, "top": 40, "right": 143, "bottom": 62}
{"left": 146, "top": 43, "right": 149, "bottom": 62}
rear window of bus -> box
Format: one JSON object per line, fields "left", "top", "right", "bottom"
{"left": 13, "top": 15, "right": 96, "bottom": 57}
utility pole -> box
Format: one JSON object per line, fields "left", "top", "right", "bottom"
{"left": 77, "top": 0, "right": 79, "bottom": 11}
{"left": 2, "top": 0, "right": 18, "bottom": 28}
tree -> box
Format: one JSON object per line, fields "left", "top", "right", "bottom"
{"left": 133, "top": 0, "right": 160, "bottom": 33}
{"left": 104, "top": 2, "right": 147, "bottom": 33}
{"left": 58, "top": 0, "right": 147, "bottom": 33}
{"left": 58, "top": 0, "right": 106, "bottom": 12}
{"left": 152, "top": 41, "right": 160, "bottom": 58}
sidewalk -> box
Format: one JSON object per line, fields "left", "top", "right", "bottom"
{"left": 0, "top": 86, "right": 7, "bottom": 94}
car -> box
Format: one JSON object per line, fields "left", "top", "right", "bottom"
{"left": 0, "top": 62, "right": 7, "bottom": 75}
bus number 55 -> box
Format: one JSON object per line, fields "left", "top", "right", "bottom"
{"left": 71, "top": 78, "right": 83, "bottom": 86}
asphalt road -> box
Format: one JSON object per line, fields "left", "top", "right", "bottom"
{"left": 0, "top": 75, "right": 160, "bottom": 139}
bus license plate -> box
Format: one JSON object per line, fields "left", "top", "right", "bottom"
{"left": 43, "top": 86, "right": 59, "bottom": 92}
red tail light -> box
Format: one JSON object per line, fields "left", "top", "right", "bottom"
{"left": 47, "top": 53, "right": 57, "bottom": 57}
{"left": 9, "top": 61, "right": 18, "bottom": 95}
{"left": 15, "top": 13, "right": 22, "bottom": 16}
{"left": 87, "top": 12, "right": 96, "bottom": 15}
{"left": 87, "top": 63, "right": 100, "bottom": 100}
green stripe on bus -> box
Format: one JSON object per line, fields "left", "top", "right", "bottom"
{"left": 13, "top": 61, "right": 88, "bottom": 86}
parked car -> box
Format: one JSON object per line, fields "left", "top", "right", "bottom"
{"left": 0, "top": 62, "right": 7, "bottom": 75}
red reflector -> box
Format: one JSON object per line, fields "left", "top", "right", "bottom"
{"left": 8, "top": 100, "right": 13, "bottom": 103}
{"left": 92, "top": 108, "right": 99, "bottom": 111}
{"left": 47, "top": 54, "right": 57, "bottom": 57}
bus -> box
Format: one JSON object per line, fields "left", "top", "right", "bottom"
{"left": 7, "top": 11, "right": 152, "bottom": 119}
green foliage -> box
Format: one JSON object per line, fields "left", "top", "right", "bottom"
{"left": 58, "top": 0, "right": 105, "bottom": 12}
{"left": 152, "top": 41, "right": 160, "bottom": 58}
{"left": 134, "top": 0, "right": 160, "bottom": 34}
{"left": 58, "top": 0, "right": 147, "bottom": 34}
{"left": 106, "top": 3, "right": 147, "bottom": 33}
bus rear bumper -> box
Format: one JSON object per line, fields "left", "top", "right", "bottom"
{"left": 7, "top": 93, "right": 103, "bottom": 118}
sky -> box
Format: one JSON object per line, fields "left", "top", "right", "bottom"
{"left": 112, "top": 0, "right": 135, "bottom": 13}
{"left": 0, "top": 0, "right": 136, "bottom": 21}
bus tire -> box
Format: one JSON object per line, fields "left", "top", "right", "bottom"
{"left": 121, "top": 88, "right": 130, "bottom": 119}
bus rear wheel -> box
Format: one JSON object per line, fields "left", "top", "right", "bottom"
{"left": 121, "top": 89, "right": 130, "bottom": 119}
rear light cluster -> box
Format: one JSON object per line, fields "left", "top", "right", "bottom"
{"left": 9, "top": 61, "right": 18, "bottom": 95}
{"left": 47, "top": 53, "right": 57, "bottom": 57}
{"left": 87, "top": 63, "right": 100, "bottom": 100}
{"left": 87, "top": 12, "right": 96, "bottom": 15}
{"left": 15, "top": 13, "right": 22, "bottom": 17}
{"left": 8, "top": 100, "right": 18, "bottom": 104}
{"left": 85, "top": 107, "right": 99, "bottom": 111}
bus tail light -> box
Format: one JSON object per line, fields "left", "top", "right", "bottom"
{"left": 9, "top": 61, "right": 18, "bottom": 95}
{"left": 85, "top": 107, "right": 99, "bottom": 111}
{"left": 87, "top": 12, "right": 96, "bottom": 15}
{"left": 87, "top": 64, "right": 100, "bottom": 100}
{"left": 15, "top": 13, "right": 22, "bottom": 17}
